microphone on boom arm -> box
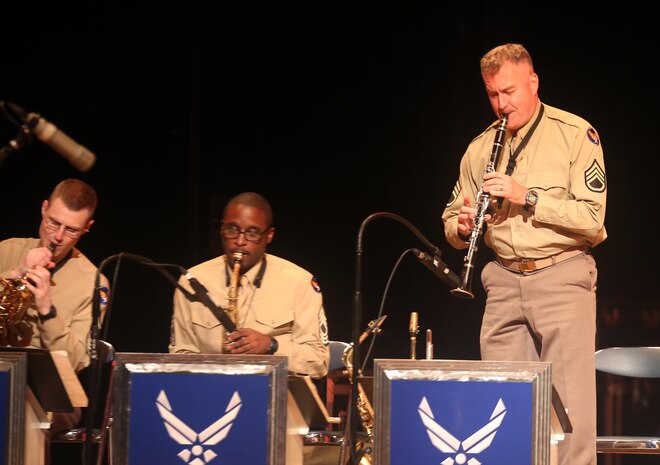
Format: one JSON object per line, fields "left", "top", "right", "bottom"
{"left": 411, "top": 248, "right": 460, "bottom": 289}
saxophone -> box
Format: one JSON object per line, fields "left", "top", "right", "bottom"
{"left": 451, "top": 113, "right": 508, "bottom": 299}
{"left": 340, "top": 315, "right": 387, "bottom": 465}
{"left": 223, "top": 251, "right": 243, "bottom": 350}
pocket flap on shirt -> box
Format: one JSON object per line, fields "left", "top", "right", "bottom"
{"left": 254, "top": 307, "right": 292, "bottom": 329}
{"left": 190, "top": 306, "right": 223, "bottom": 330}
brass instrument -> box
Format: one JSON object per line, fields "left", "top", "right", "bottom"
{"left": 223, "top": 251, "right": 243, "bottom": 349}
{"left": 408, "top": 312, "right": 419, "bottom": 359}
{"left": 425, "top": 329, "right": 433, "bottom": 360}
{"left": 0, "top": 243, "right": 56, "bottom": 346}
{"left": 451, "top": 114, "right": 509, "bottom": 299}
{"left": 341, "top": 315, "right": 387, "bottom": 465}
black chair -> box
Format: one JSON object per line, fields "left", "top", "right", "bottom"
{"left": 50, "top": 340, "right": 115, "bottom": 465}
{"left": 596, "top": 346, "right": 660, "bottom": 455}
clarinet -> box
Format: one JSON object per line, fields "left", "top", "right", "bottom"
{"left": 451, "top": 114, "right": 508, "bottom": 299}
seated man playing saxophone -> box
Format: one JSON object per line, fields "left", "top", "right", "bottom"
{"left": 169, "top": 191, "right": 329, "bottom": 378}
{"left": 0, "top": 178, "right": 109, "bottom": 432}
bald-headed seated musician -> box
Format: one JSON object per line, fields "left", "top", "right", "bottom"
{"left": 169, "top": 191, "right": 329, "bottom": 378}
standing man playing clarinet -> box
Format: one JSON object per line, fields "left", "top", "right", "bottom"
{"left": 442, "top": 43, "right": 607, "bottom": 465}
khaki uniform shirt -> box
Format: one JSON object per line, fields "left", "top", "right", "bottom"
{"left": 0, "top": 237, "right": 109, "bottom": 372}
{"left": 169, "top": 253, "right": 329, "bottom": 378}
{"left": 443, "top": 102, "right": 607, "bottom": 260}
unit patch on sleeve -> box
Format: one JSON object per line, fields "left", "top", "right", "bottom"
{"left": 587, "top": 127, "right": 600, "bottom": 145}
{"left": 446, "top": 179, "right": 461, "bottom": 207}
{"left": 99, "top": 286, "right": 109, "bottom": 305}
{"left": 585, "top": 159, "right": 606, "bottom": 193}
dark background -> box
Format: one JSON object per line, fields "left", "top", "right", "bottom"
{"left": 1, "top": 1, "right": 657, "bottom": 456}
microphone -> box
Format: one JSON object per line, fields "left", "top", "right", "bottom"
{"left": 28, "top": 113, "right": 96, "bottom": 172}
{"left": 183, "top": 272, "right": 237, "bottom": 332}
{"left": 2, "top": 101, "right": 96, "bottom": 171}
{"left": 411, "top": 248, "right": 460, "bottom": 289}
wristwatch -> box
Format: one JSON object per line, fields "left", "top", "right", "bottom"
{"left": 525, "top": 190, "right": 539, "bottom": 209}
{"left": 38, "top": 305, "right": 58, "bottom": 323}
{"left": 266, "top": 337, "right": 279, "bottom": 355}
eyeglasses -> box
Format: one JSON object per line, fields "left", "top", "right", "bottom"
{"left": 220, "top": 224, "right": 271, "bottom": 243}
{"left": 42, "top": 215, "right": 87, "bottom": 238}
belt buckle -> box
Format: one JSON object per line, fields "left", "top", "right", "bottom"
{"left": 518, "top": 258, "right": 537, "bottom": 272}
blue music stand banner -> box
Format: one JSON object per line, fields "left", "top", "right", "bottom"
{"left": 112, "top": 353, "right": 287, "bottom": 465}
{"left": 0, "top": 352, "right": 27, "bottom": 465}
{"left": 374, "top": 359, "right": 552, "bottom": 465}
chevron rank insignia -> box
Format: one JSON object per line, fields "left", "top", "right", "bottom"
{"left": 584, "top": 160, "right": 606, "bottom": 193}
{"left": 319, "top": 309, "right": 329, "bottom": 345}
{"left": 446, "top": 180, "right": 461, "bottom": 207}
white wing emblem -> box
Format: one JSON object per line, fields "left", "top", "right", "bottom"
{"left": 418, "top": 396, "right": 506, "bottom": 465}
{"left": 156, "top": 389, "right": 243, "bottom": 465}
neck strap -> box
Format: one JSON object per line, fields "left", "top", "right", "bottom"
{"left": 51, "top": 249, "right": 73, "bottom": 276}
{"left": 505, "top": 104, "right": 544, "bottom": 176}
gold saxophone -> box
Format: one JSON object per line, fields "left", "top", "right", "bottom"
{"left": 0, "top": 243, "right": 56, "bottom": 347}
{"left": 340, "top": 315, "right": 387, "bottom": 465}
{"left": 223, "top": 251, "right": 243, "bottom": 349}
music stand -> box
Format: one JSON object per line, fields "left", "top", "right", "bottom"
{"left": 288, "top": 375, "right": 338, "bottom": 430}
{"left": 0, "top": 347, "right": 86, "bottom": 412}
{"left": 0, "top": 352, "right": 27, "bottom": 465}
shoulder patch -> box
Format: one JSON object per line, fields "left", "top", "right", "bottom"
{"left": 585, "top": 159, "right": 607, "bottom": 193}
{"left": 310, "top": 277, "right": 321, "bottom": 293}
{"left": 587, "top": 127, "right": 600, "bottom": 145}
{"left": 446, "top": 179, "right": 461, "bottom": 207}
{"left": 99, "top": 286, "right": 109, "bottom": 305}
{"left": 319, "top": 309, "right": 329, "bottom": 345}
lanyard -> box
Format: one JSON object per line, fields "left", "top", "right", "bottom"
{"left": 504, "top": 104, "right": 544, "bottom": 176}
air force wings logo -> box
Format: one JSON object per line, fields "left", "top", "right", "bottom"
{"left": 418, "top": 396, "right": 507, "bottom": 465}
{"left": 156, "top": 390, "right": 243, "bottom": 465}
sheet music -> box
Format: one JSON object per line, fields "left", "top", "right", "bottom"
{"left": 49, "top": 351, "right": 88, "bottom": 407}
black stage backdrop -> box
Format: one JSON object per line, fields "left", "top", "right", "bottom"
{"left": 1, "top": 1, "right": 658, "bottom": 452}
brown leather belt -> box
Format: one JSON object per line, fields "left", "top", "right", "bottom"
{"left": 496, "top": 248, "right": 586, "bottom": 273}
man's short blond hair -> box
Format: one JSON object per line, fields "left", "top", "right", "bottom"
{"left": 480, "top": 43, "right": 534, "bottom": 75}
{"left": 49, "top": 178, "right": 98, "bottom": 219}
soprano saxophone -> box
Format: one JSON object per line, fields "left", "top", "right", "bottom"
{"left": 223, "top": 251, "right": 243, "bottom": 349}
{"left": 451, "top": 114, "right": 508, "bottom": 299}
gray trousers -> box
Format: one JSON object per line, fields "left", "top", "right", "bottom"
{"left": 480, "top": 252, "right": 597, "bottom": 465}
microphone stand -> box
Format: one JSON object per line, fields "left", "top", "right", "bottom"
{"left": 83, "top": 270, "right": 103, "bottom": 465}
{"left": 0, "top": 124, "right": 33, "bottom": 168}
{"left": 82, "top": 252, "right": 237, "bottom": 465}
{"left": 348, "top": 212, "right": 449, "bottom": 465}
